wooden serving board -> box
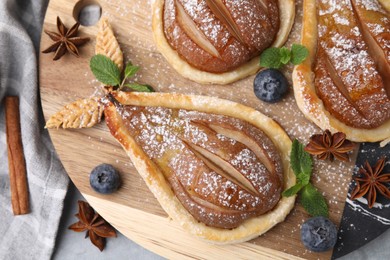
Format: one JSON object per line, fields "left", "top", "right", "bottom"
{"left": 40, "top": 0, "right": 358, "bottom": 259}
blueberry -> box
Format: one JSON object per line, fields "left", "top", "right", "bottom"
{"left": 90, "top": 164, "right": 121, "bottom": 194}
{"left": 253, "top": 68, "right": 288, "bottom": 103}
{"left": 300, "top": 216, "right": 338, "bottom": 252}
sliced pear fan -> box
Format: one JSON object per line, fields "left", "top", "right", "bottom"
{"left": 152, "top": 0, "right": 296, "bottom": 84}
{"left": 293, "top": 0, "right": 390, "bottom": 142}
{"left": 103, "top": 91, "right": 295, "bottom": 243}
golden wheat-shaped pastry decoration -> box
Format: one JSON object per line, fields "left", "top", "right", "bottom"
{"left": 45, "top": 97, "right": 103, "bottom": 129}
{"left": 95, "top": 17, "right": 124, "bottom": 72}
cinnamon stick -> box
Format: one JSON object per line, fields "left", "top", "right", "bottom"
{"left": 5, "top": 96, "right": 30, "bottom": 215}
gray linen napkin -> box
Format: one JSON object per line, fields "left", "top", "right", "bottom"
{"left": 0, "top": 0, "right": 69, "bottom": 259}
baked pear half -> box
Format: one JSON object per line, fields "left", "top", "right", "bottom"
{"left": 104, "top": 91, "right": 295, "bottom": 244}
{"left": 293, "top": 0, "right": 390, "bottom": 142}
{"left": 152, "top": 0, "right": 295, "bottom": 84}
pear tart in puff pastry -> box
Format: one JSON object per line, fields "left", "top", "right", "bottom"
{"left": 152, "top": 0, "right": 295, "bottom": 84}
{"left": 104, "top": 92, "right": 295, "bottom": 243}
{"left": 293, "top": 0, "right": 390, "bottom": 142}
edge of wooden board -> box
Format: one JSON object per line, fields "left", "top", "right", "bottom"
{"left": 84, "top": 194, "right": 304, "bottom": 260}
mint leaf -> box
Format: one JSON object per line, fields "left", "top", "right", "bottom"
{"left": 260, "top": 47, "right": 282, "bottom": 68}
{"left": 288, "top": 139, "right": 328, "bottom": 217}
{"left": 283, "top": 183, "right": 304, "bottom": 197}
{"left": 290, "top": 139, "right": 313, "bottom": 178}
{"left": 90, "top": 54, "right": 121, "bottom": 86}
{"left": 124, "top": 83, "right": 154, "bottom": 92}
{"left": 280, "top": 47, "right": 291, "bottom": 65}
{"left": 260, "top": 44, "right": 308, "bottom": 68}
{"left": 124, "top": 63, "right": 140, "bottom": 80}
{"left": 291, "top": 44, "right": 309, "bottom": 65}
{"left": 290, "top": 139, "right": 301, "bottom": 175}
{"left": 297, "top": 172, "right": 310, "bottom": 186}
{"left": 300, "top": 183, "right": 328, "bottom": 217}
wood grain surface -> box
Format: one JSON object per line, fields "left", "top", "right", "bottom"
{"left": 39, "top": 0, "right": 358, "bottom": 259}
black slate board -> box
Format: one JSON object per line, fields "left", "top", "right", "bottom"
{"left": 332, "top": 142, "right": 390, "bottom": 259}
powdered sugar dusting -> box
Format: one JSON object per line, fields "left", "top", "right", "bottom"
{"left": 325, "top": 33, "right": 376, "bottom": 91}
{"left": 315, "top": 0, "right": 390, "bottom": 128}
{"left": 116, "top": 104, "right": 282, "bottom": 224}
{"left": 69, "top": 0, "right": 381, "bottom": 256}
{"left": 354, "top": 0, "right": 390, "bottom": 62}
{"left": 179, "top": 0, "right": 229, "bottom": 48}
{"left": 162, "top": 0, "right": 279, "bottom": 72}
{"left": 355, "top": 0, "right": 386, "bottom": 13}
{"left": 334, "top": 16, "right": 350, "bottom": 26}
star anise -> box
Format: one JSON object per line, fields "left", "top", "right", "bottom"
{"left": 304, "top": 130, "right": 355, "bottom": 162}
{"left": 68, "top": 200, "right": 116, "bottom": 251}
{"left": 351, "top": 158, "right": 390, "bottom": 208}
{"left": 42, "top": 16, "right": 90, "bottom": 60}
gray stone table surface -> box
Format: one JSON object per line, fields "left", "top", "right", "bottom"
{"left": 52, "top": 182, "right": 164, "bottom": 259}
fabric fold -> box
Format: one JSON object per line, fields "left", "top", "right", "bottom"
{"left": 0, "top": 0, "right": 69, "bottom": 259}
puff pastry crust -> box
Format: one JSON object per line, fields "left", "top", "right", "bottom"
{"left": 104, "top": 92, "right": 296, "bottom": 244}
{"left": 292, "top": 0, "right": 390, "bottom": 142}
{"left": 152, "top": 0, "right": 296, "bottom": 85}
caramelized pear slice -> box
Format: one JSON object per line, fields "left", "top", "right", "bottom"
{"left": 314, "top": 0, "right": 390, "bottom": 129}
{"left": 162, "top": 0, "right": 280, "bottom": 73}
{"left": 209, "top": 124, "right": 275, "bottom": 175}
{"left": 185, "top": 142, "right": 260, "bottom": 196}
{"left": 176, "top": 0, "right": 221, "bottom": 58}
{"left": 315, "top": 47, "right": 371, "bottom": 128}
{"left": 205, "top": 0, "right": 246, "bottom": 44}
{"left": 351, "top": 0, "right": 390, "bottom": 97}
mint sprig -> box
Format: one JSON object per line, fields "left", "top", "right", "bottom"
{"left": 90, "top": 54, "right": 154, "bottom": 92}
{"left": 291, "top": 44, "right": 309, "bottom": 65}
{"left": 259, "top": 47, "right": 282, "bottom": 69}
{"left": 123, "top": 83, "right": 154, "bottom": 92}
{"left": 260, "top": 44, "right": 309, "bottom": 69}
{"left": 300, "top": 183, "right": 328, "bottom": 217}
{"left": 283, "top": 139, "right": 329, "bottom": 217}
{"left": 280, "top": 47, "right": 291, "bottom": 65}
{"left": 90, "top": 54, "right": 121, "bottom": 86}
{"left": 124, "top": 62, "right": 140, "bottom": 80}
{"left": 282, "top": 182, "right": 304, "bottom": 197}
{"left": 290, "top": 139, "right": 312, "bottom": 179}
